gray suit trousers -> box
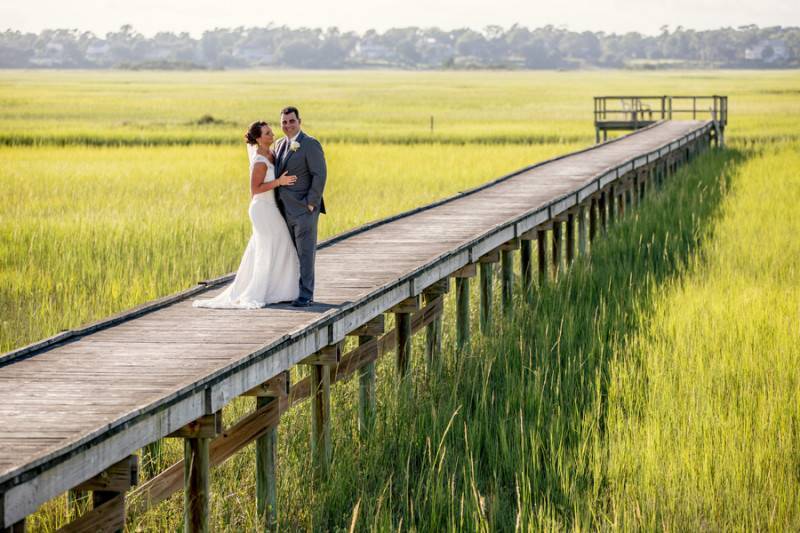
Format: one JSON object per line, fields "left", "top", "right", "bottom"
{"left": 286, "top": 210, "right": 319, "bottom": 300}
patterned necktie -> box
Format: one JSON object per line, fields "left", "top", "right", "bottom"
{"left": 282, "top": 138, "right": 291, "bottom": 162}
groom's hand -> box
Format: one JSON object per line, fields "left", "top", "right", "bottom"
{"left": 307, "top": 205, "right": 315, "bottom": 212}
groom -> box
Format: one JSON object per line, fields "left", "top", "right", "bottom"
{"left": 275, "top": 106, "right": 327, "bottom": 307}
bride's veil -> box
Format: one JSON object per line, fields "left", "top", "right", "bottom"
{"left": 247, "top": 143, "right": 258, "bottom": 165}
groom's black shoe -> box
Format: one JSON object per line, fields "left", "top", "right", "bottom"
{"left": 291, "top": 297, "right": 313, "bottom": 307}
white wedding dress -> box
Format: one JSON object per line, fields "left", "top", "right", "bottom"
{"left": 193, "top": 153, "right": 300, "bottom": 309}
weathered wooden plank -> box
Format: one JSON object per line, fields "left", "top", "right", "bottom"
{"left": 169, "top": 413, "right": 222, "bottom": 439}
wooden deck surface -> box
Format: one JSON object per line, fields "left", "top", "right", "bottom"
{"left": 0, "top": 120, "right": 711, "bottom": 525}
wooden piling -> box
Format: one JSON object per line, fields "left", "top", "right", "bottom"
{"left": 310, "top": 364, "right": 331, "bottom": 478}
{"left": 599, "top": 191, "right": 607, "bottom": 232}
{"left": 395, "top": 312, "right": 412, "bottom": 377}
{"left": 391, "top": 296, "right": 419, "bottom": 379}
{"left": 479, "top": 259, "right": 495, "bottom": 334}
{"left": 520, "top": 236, "right": 533, "bottom": 293}
{"left": 578, "top": 205, "right": 587, "bottom": 256}
{"left": 551, "top": 223, "right": 562, "bottom": 279}
{"left": 172, "top": 413, "right": 220, "bottom": 533}
{"left": 358, "top": 336, "right": 377, "bottom": 436}
{"left": 423, "top": 280, "right": 448, "bottom": 371}
{"left": 565, "top": 213, "right": 575, "bottom": 266}
{"left": 184, "top": 437, "right": 210, "bottom": 533}
{"left": 256, "top": 396, "right": 278, "bottom": 530}
{"left": 500, "top": 239, "right": 518, "bottom": 317}
{"left": 537, "top": 229, "right": 547, "bottom": 286}
{"left": 589, "top": 197, "right": 598, "bottom": 243}
{"left": 453, "top": 263, "right": 476, "bottom": 351}
{"left": 607, "top": 186, "right": 615, "bottom": 224}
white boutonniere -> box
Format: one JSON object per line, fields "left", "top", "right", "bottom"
{"left": 290, "top": 140, "right": 301, "bottom": 152}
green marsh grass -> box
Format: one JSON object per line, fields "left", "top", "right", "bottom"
{"left": 0, "top": 142, "right": 578, "bottom": 352}
{"left": 4, "top": 70, "right": 800, "bottom": 530}
{"left": 2, "top": 70, "right": 799, "bottom": 146}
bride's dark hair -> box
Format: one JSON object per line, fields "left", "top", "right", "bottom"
{"left": 244, "top": 121, "right": 275, "bottom": 164}
{"left": 245, "top": 121, "right": 269, "bottom": 145}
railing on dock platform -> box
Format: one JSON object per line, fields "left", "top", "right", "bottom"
{"left": 594, "top": 95, "right": 727, "bottom": 143}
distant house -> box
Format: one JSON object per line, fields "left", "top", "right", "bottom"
{"left": 745, "top": 39, "right": 789, "bottom": 63}
{"left": 30, "top": 42, "right": 65, "bottom": 67}
{"left": 417, "top": 39, "right": 455, "bottom": 66}
{"left": 232, "top": 45, "right": 274, "bottom": 65}
{"left": 350, "top": 41, "right": 395, "bottom": 62}
{"left": 86, "top": 40, "right": 111, "bottom": 63}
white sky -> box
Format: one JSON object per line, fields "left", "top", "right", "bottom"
{"left": 2, "top": 0, "right": 797, "bottom": 37}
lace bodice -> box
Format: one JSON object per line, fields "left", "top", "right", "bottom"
{"left": 250, "top": 154, "right": 276, "bottom": 183}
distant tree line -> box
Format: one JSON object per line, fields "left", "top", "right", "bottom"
{"left": 1, "top": 24, "right": 798, "bottom": 69}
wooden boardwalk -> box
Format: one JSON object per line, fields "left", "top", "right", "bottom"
{"left": 0, "top": 119, "right": 715, "bottom": 531}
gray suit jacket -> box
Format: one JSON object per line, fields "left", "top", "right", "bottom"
{"left": 275, "top": 131, "right": 327, "bottom": 218}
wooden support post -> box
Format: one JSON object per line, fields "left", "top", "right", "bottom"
{"left": 453, "top": 263, "right": 476, "bottom": 351}
{"left": 607, "top": 186, "right": 615, "bottom": 224}
{"left": 395, "top": 311, "right": 412, "bottom": 378}
{"left": 520, "top": 232, "right": 533, "bottom": 293}
{"left": 500, "top": 239, "right": 518, "bottom": 317}
{"left": 599, "top": 192, "right": 607, "bottom": 232}
{"left": 309, "top": 364, "right": 331, "bottom": 478}
{"left": 565, "top": 213, "right": 575, "bottom": 266}
{"left": 247, "top": 371, "right": 289, "bottom": 530}
{"left": 423, "top": 280, "right": 448, "bottom": 371}
{"left": 256, "top": 396, "right": 278, "bottom": 531}
{"left": 355, "top": 336, "right": 377, "bottom": 438}
{"left": 479, "top": 260, "right": 494, "bottom": 334}
{"left": 478, "top": 250, "right": 498, "bottom": 333}
{"left": 589, "top": 197, "right": 598, "bottom": 243}
{"left": 184, "top": 436, "right": 210, "bottom": 533}
{"left": 179, "top": 413, "right": 219, "bottom": 533}
{"left": 536, "top": 229, "right": 547, "bottom": 286}
{"left": 346, "top": 316, "right": 384, "bottom": 438}
{"left": 551, "top": 222, "right": 562, "bottom": 279}
{"left": 618, "top": 191, "right": 626, "bottom": 218}
{"left": 391, "top": 296, "right": 419, "bottom": 379}
{"left": 578, "top": 205, "right": 587, "bottom": 256}
{"left": 302, "top": 343, "right": 341, "bottom": 478}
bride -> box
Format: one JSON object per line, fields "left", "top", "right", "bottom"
{"left": 193, "top": 121, "right": 300, "bottom": 309}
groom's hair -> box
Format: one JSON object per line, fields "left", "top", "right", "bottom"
{"left": 281, "top": 106, "right": 300, "bottom": 120}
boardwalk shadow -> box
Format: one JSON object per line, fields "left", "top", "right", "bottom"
{"left": 306, "top": 147, "right": 749, "bottom": 530}
{"left": 266, "top": 301, "right": 340, "bottom": 313}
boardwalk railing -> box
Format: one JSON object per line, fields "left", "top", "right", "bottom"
{"left": 594, "top": 95, "right": 728, "bottom": 143}
{"left": 0, "top": 115, "right": 721, "bottom": 533}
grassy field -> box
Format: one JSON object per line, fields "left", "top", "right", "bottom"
{"left": 1, "top": 70, "right": 799, "bottom": 146}
{"left": 2, "top": 69, "right": 799, "bottom": 531}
